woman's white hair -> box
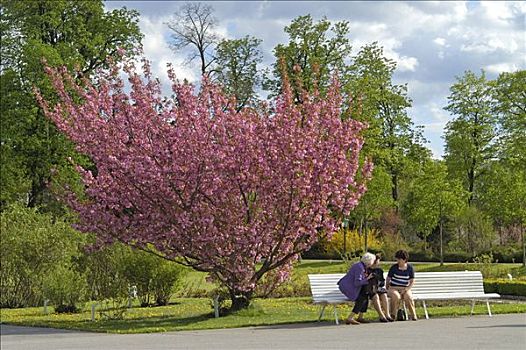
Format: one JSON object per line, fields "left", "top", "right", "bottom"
{"left": 361, "top": 252, "right": 376, "bottom": 266}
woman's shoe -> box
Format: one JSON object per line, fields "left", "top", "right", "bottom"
{"left": 410, "top": 317, "right": 418, "bottom": 321}
{"left": 345, "top": 318, "right": 360, "bottom": 325}
{"left": 379, "top": 317, "right": 389, "bottom": 323}
{"left": 386, "top": 316, "right": 394, "bottom": 322}
{"left": 356, "top": 318, "right": 370, "bottom": 324}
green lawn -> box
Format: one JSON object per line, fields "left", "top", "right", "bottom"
{"left": 177, "top": 260, "right": 526, "bottom": 298}
{"left": 2, "top": 260, "right": 525, "bottom": 333}
{"left": 2, "top": 297, "right": 526, "bottom": 334}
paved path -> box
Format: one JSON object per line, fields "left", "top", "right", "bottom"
{"left": 2, "top": 314, "right": 526, "bottom": 350}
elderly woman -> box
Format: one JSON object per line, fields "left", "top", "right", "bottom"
{"left": 338, "top": 252, "right": 376, "bottom": 325}
{"left": 386, "top": 249, "right": 418, "bottom": 321}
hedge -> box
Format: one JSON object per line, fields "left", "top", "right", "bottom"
{"left": 484, "top": 279, "right": 526, "bottom": 297}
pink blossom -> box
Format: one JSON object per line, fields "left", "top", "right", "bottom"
{"left": 37, "top": 58, "right": 371, "bottom": 296}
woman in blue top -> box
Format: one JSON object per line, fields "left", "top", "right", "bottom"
{"left": 338, "top": 252, "right": 376, "bottom": 325}
{"left": 386, "top": 249, "right": 418, "bottom": 321}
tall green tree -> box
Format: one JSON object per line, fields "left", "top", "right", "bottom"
{"left": 350, "top": 166, "right": 394, "bottom": 252}
{"left": 212, "top": 36, "right": 263, "bottom": 111}
{"left": 492, "top": 70, "right": 526, "bottom": 168}
{"left": 0, "top": 0, "right": 142, "bottom": 211}
{"left": 267, "top": 18, "right": 431, "bottom": 211}
{"left": 480, "top": 162, "right": 526, "bottom": 265}
{"left": 443, "top": 70, "right": 496, "bottom": 205}
{"left": 450, "top": 206, "right": 496, "bottom": 257}
{"left": 402, "top": 161, "right": 466, "bottom": 264}
{"left": 264, "top": 15, "right": 351, "bottom": 102}
{"left": 345, "top": 43, "right": 431, "bottom": 205}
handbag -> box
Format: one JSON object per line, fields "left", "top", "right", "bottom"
{"left": 396, "top": 308, "right": 408, "bottom": 321}
{"left": 366, "top": 276, "right": 379, "bottom": 295}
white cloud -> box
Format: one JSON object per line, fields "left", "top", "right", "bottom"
{"left": 395, "top": 55, "right": 419, "bottom": 72}
{"left": 104, "top": 1, "right": 525, "bottom": 159}
{"left": 485, "top": 62, "right": 521, "bottom": 74}
{"left": 460, "top": 36, "right": 519, "bottom": 54}
{"left": 433, "top": 38, "right": 447, "bottom": 46}
{"left": 480, "top": 1, "right": 526, "bottom": 23}
{"left": 139, "top": 16, "right": 197, "bottom": 85}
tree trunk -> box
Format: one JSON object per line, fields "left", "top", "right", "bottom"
{"left": 467, "top": 165, "right": 475, "bottom": 205}
{"left": 391, "top": 174, "right": 399, "bottom": 210}
{"left": 521, "top": 223, "right": 525, "bottom": 268}
{"left": 343, "top": 228, "right": 347, "bottom": 255}
{"left": 229, "top": 290, "right": 253, "bottom": 311}
{"left": 364, "top": 219, "right": 368, "bottom": 253}
{"left": 439, "top": 220, "right": 444, "bottom": 266}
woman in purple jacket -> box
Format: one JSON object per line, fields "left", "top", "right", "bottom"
{"left": 338, "top": 252, "right": 376, "bottom": 325}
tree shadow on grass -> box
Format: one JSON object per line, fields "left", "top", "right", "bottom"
{"left": 36, "top": 313, "right": 213, "bottom": 333}
{"left": 1, "top": 324, "right": 79, "bottom": 336}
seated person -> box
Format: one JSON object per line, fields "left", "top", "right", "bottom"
{"left": 386, "top": 249, "right": 418, "bottom": 321}
{"left": 337, "top": 252, "right": 376, "bottom": 325}
{"left": 367, "top": 253, "right": 393, "bottom": 322}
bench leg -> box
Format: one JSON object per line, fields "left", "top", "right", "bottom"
{"left": 486, "top": 300, "right": 492, "bottom": 317}
{"left": 422, "top": 300, "right": 429, "bottom": 319}
{"left": 470, "top": 299, "right": 475, "bottom": 316}
{"left": 318, "top": 305, "right": 326, "bottom": 322}
{"left": 333, "top": 306, "right": 339, "bottom": 325}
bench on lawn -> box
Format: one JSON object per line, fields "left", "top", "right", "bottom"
{"left": 308, "top": 271, "right": 500, "bottom": 324}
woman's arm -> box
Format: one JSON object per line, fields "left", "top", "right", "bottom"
{"left": 353, "top": 264, "right": 370, "bottom": 286}
{"left": 406, "top": 265, "right": 415, "bottom": 290}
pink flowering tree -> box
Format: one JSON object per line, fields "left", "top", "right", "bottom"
{"left": 37, "top": 58, "right": 372, "bottom": 310}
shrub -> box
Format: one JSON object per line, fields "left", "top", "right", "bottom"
{"left": 326, "top": 228, "right": 382, "bottom": 258}
{"left": 485, "top": 246, "right": 523, "bottom": 264}
{"left": 121, "top": 247, "right": 187, "bottom": 306}
{"left": 151, "top": 261, "right": 187, "bottom": 306}
{"left": 208, "top": 287, "right": 231, "bottom": 316}
{"left": 121, "top": 248, "right": 160, "bottom": 307}
{"left": 442, "top": 252, "right": 473, "bottom": 263}
{"left": 473, "top": 252, "right": 495, "bottom": 277}
{"left": 55, "top": 304, "right": 81, "bottom": 313}
{"left": 0, "top": 205, "right": 84, "bottom": 308}
{"left": 449, "top": 207, "right": 496, "bottom": 256}
{"left": 301, "top": 238, "right": 334, "bottom": 259}
{"left": 380, "top": 233, "right": 410, "bottom": 261}
{"left": 42, "top": 264, "right": 87, "bottom": 313}
{"left": 81, "top": 244, "right": 129, "bottom": 302}
{"left": 77, "top": 244, "right": 130, "bottom": 320}
{"left": 484, "top": 279, "right": 526, "bottom": 296}
{"left": 408, "top": 250, "right": 436, "bottom": 262}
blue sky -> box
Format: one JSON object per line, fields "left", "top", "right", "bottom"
{"left": 105, "top": 1, "right": 526, "bottom": 158}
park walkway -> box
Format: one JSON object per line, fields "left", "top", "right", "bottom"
{"left": 1, "top": 313, "right": 525, "bottom": 350}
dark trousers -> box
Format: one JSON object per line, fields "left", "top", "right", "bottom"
{"left": 352, "top": 285, "right": 369, "bottom": 313}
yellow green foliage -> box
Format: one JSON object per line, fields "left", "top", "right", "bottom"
{"left": 326, "top": 228, "right": 382, "bottom": 256}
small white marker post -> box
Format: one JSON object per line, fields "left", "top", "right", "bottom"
{"left": 91, "top": 303, "right": 97, "bottom": 321}
{"left": 43, "top": 299, "right": 49, "bottom": 315}
{"left": 214, "top": 296, "right": 219, "bottom": 318}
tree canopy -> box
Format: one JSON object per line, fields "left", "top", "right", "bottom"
{"left": 38, "top": 57, "right": 372, "bottom": 310}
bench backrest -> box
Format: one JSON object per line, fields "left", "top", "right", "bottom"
{"left": 411, "top": 271, "right": 485, "bottom": 295}
{"left": 308, "top": 273, "right": 349, "bottom": 303}
{"left": 308, "top": 271, "right": 486, "bottom": 303}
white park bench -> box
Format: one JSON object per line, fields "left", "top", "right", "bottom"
{"left": 308, "top": 271, "right": 500, "bottom": 324}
